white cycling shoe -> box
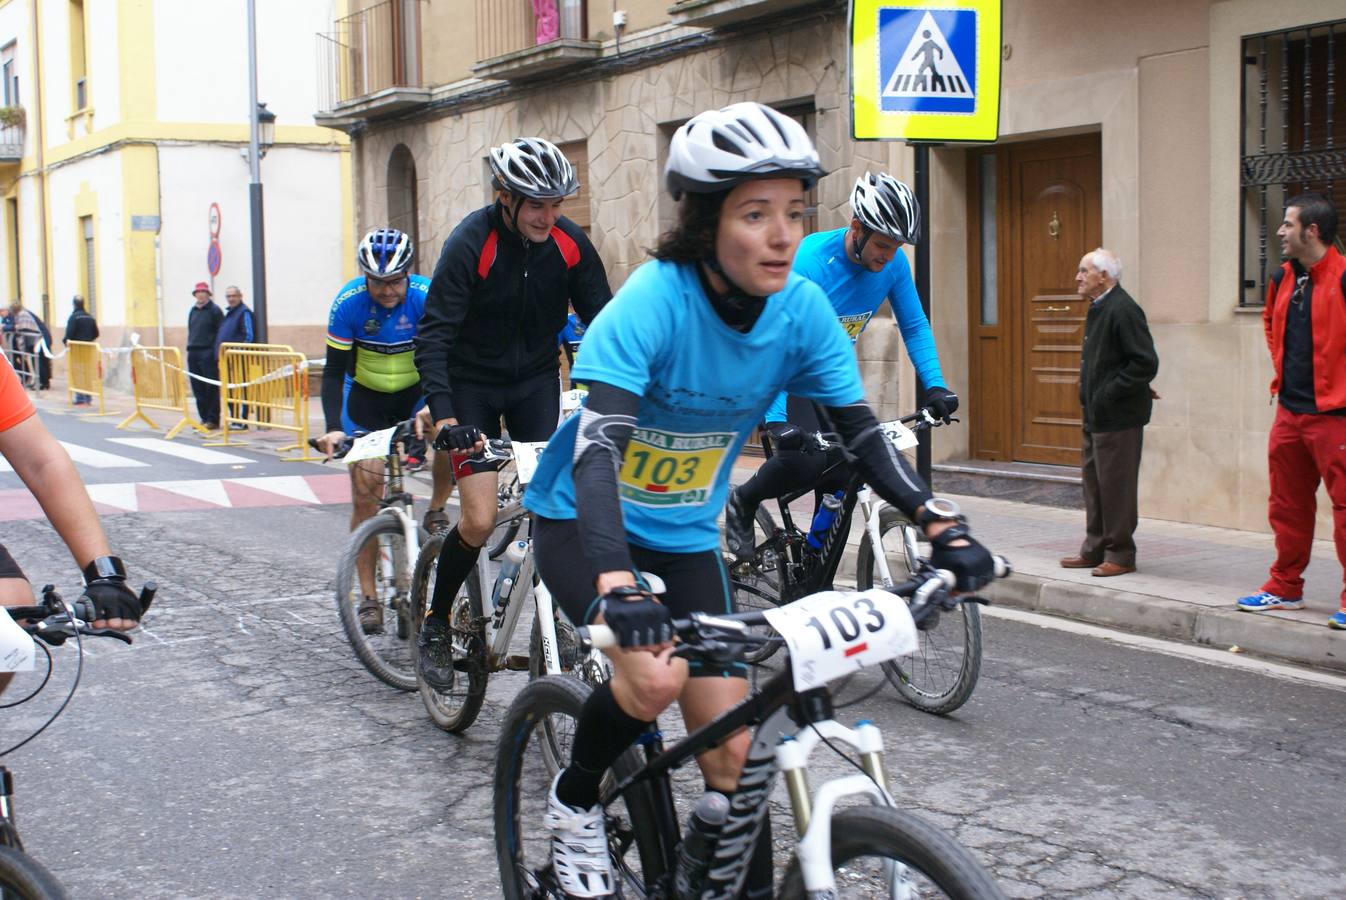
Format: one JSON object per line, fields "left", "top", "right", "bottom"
{"left": 546, "top": 772, "right": 616, "bottom": 898}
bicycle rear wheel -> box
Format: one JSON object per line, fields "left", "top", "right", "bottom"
{"left": 726, "top": 504, "right": 790, "bottom": 664}
{"left": 0, "top": 846, "right": 69, "bottom": 899}
{"left": 335, "top": 513, "right": 422, "bottom": 692}
{"left": 495, "top": 676, "right": 661, "bottom": 900}
{"left": 486, "top": 472, "right": 525, "bottom": 559}
{"left": 779, "top": 806, "right": 1005, "bottom": 899}
{"left": 855, "top": 506, "right": 983, "bottom": 715}
{"left": 411, "top": 535, "right": 488, "bottom": 733}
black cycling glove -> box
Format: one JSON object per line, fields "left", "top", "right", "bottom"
{"left": 83, "top": 577, "right": 144, "bottom": 623}
{"left": 600, "top": 585, "right": 673, "bottom": 648}
{"left": 921, "top": 387, "right": 959, "bottom": 423}
{"left": 433, "top": 424, "right": 484, "bottom": 452}
{"left": 928, "top": 524, "right": 994, "bottom": 592}
{"left": 765, "top": 421, "right": 808, "bottom": 452}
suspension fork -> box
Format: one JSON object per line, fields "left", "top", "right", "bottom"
{"left": 857, "top": 487, "right": 900, "bottom": 589}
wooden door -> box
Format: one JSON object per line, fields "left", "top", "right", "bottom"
{"left": 1008, "top": 136, "right": 1101, "bottom": 465}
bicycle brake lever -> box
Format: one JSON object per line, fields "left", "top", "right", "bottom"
{"left": 80, "top": 626, "right": 133, "bottom": 645}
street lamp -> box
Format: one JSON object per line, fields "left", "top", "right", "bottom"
{"left": 256, "top": 102, "right": 276, "bottom": 158}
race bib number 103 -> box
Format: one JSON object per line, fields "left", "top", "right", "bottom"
{"left": 763, "top": 589, "right": 919, "bottom": 691}
{"left": 618, "top": 428, "right": 735, "bottom": 507}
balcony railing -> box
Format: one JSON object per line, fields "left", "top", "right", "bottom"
{"left": 317, "top": 0, "right": 424, "bottom": 113}
{"left": 0, "top": 109, "right": 24, "bottom": 162}
{"left": 474, "top": 0, "right": 597, "bottom": 79}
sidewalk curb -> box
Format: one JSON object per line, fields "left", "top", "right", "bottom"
{"left": 988, "top": 574, "right": 1346, "bottom": 674}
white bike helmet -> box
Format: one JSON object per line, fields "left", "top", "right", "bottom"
{"left": 850, "top": 172, "right": 921, "bottom": 245}
{"left": 357, "top": 228, "right": 415, "bottom": 278}
{"left": 488, "top": 138, "right": 579, "bottom": 199}
{"left": 665, "top": 102, "right": 826, "bottom": 198}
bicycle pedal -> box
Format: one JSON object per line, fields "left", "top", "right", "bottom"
{"left": 503, "top": 654, "right": 531, "bottom": 671}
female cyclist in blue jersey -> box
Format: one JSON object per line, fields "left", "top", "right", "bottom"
{"left": 520, "top": 101, "right": 997, "bottom": 898}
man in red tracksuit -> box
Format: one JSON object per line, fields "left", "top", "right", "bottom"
{"left": 1238, "top": 192, "right": 1346, "bottom": 630}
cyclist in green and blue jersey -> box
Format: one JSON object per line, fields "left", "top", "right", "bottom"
{"left": 317, "top": 228, "right": 454, "bottom": 633}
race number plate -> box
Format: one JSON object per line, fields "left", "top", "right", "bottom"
{"left": 560, "top": 389, "right": 588, "bottom": 414}
{"left": 0, "top": 607, "right": 34, "bottom": 673}
{"left": 513, "top": 441, "right": 549, "bottom": 486}
{"left": 343, "top": 426, "right": 396, "bottom": 465}
{"left": 878, "top": 419, "right": 919, "bottom": 451}
{"left": 762, "top": 589, "right": 918, "bottom": 691}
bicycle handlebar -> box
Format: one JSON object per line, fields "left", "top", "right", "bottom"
{"left": 7, "top": 582, "right": 157, "bottom": 647}
{"left": 308, "top": 418, "right": 418, "bottom": 461}
{"left": 578, "top": 556, "right": 1010, "bottom": 655}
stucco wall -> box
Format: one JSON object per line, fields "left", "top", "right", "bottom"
{"left": 45, "top": 150, "right": 125, "bottom": 325}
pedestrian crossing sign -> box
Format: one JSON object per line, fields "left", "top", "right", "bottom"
{"left": 850, "top": 0, "right": 1001, "bottom": 142}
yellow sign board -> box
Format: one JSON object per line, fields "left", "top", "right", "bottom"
{"left": 850, "top": 0, "right": 1002, "bottom": 142}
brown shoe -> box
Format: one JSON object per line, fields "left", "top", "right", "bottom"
{"left": 358, "top": 596, "right": 385, "bottom": 634}
{"left": 1091, "top": 562, "right": 1136, "bottom": 577}
{"left": 1059, "top": 556, "right": 1100, "bottom": 568}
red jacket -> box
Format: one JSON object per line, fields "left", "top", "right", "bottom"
{"left": 1264, "top": 246, "right": 1346, "bottom": 409}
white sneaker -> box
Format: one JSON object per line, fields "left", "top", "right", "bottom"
{"left": 546, "top": 772, "right": 616, "bottom": 898}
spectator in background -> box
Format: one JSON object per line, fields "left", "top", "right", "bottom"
{"left": 1238, "top": 193, "right": 1346, "bottom": 631}
{"left": 186, "top": 282, "right": 223, "bottom": 430}
{"left": 1059, "top": 248, "right": 1158, "bottom": 578}
{"left": 63, "top": 295, "right": 100, "bottom": 405}
{"left": 8, "top": 300, "right": 50, "bottom": 391}
{"left": 215, "top": 285, "right": 256, "bottom": 430}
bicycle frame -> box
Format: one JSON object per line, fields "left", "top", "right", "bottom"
{"left": 604, "top": 667, "right": 899, "bottom": 898}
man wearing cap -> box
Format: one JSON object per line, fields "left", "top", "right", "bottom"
{"left": 186, "top": 282, "right": 224, "bottom": 430}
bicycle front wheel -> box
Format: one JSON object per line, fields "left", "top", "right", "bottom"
{"left": 494, "top": 676, "right": 659, "bottom": 900}
{"left": 528, "top": 606, "right": 611, "bottom": 775}
{"left": 0, "top": 846, "right": 69, "bottom": 899}
{"left": 779, "top": 806, "right": 1005, "bottom": 900}
{"left": 411, "top": 534, "right": 488, "bottom": 733}
{"left": 855, "top": 506, "right": 983, "bottom": 715}
{"left": 335, "top": 513, "right": 422, "bottom": 692}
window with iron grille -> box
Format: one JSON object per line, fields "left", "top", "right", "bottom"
{"left": 1240, "top": 19, "right": 1346, "bottom": 307}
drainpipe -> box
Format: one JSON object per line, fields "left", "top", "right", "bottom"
{"left": 29, "top": 0, "right": 50, "bottom": 321}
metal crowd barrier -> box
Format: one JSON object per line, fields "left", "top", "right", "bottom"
{"left": 65, "top": 340, "right": 114, "bottom": 416}
{"left": 116, "top": 346, "right": 211, "bottom": 440}
{"left": 211, "top": 342, "right": 321, "bottom": 461}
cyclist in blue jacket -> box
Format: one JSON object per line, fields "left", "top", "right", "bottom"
{"left": 522, "top": 102, "right": 995, "bottom": 898}
{"left": 725, "top": 171, "right": 958, "bottom": 559}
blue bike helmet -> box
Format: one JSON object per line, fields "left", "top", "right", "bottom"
{"left": 357, "top": 228, "right": 414, "bottom": 278}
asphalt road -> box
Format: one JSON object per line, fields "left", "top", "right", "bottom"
{"left": 3, "top": 408, "right": 1345, "bottom": 898}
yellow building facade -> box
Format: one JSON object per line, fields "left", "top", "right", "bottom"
{"left": 0, "top": 0, "right": 353, "bottom": 357}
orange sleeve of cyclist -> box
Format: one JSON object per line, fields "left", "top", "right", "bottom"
{"left": 0, "top": 353, "right": 36, "bottom": 433}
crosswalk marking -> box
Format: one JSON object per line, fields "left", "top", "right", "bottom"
{"left": 105, "top": 437, "right": 254, "bottom": 466}
{"left": 61, "top": 441, "right": 151, "bottom": 469}
{"left": 0, "top": 474, "right": 351, "bottom": 522}
{"left": 152, "top": 479, "right": 234, "bottom": 508}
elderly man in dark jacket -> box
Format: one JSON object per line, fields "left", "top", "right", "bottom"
{"left": 1060, "top": 248, "right": 1159, "bottom": 577}
{"left": 63, "top": 295, "right": 99, "bottom": 405}
{"left": 186, "top": 282, "right": 224, "bottom": 429}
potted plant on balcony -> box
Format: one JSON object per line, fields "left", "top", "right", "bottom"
{"left": 0, "top": 106, "right": 24, "bottom": 128}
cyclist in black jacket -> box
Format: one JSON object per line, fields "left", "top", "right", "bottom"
{"left": 414, "top": 137, "right": 612, "bottom": 690}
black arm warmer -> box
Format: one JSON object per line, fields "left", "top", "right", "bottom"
{"left": 321, "top": 344, "right": 355, "bottom": 433}
{"left": 820, "top": 402, "right": 933, "bottom": 518}
{"left": 572, "top": 381, "right": 640, "bottom": 575}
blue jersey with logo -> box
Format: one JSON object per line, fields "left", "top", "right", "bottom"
{"left": 326, "top": 274, "right": 430, "bottom": 394}
{"left": 524, "top": 259, "right": 863, "bottom": 553}
{"left": 765, "top": 227, "right": 945, "bottom": 422}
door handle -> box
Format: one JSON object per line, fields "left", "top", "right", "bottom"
{"left": 1040, "top": 305, "right": 1071, "bottom": 312}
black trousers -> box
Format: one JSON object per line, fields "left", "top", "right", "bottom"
{"left": 187, "top": 348, "right": 220, "bottom": 426}
{"left": 1080, "top": 426, "right": 1144, "bottom": 566}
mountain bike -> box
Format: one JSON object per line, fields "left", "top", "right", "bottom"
{"left": 319, "top": 420, "right": 431, "bottom": 692}
{"left": 730, "top": 409, "right": 983, "bottom": 714}
{"left": 494, "top": 558, "right": 1011, "bottom": 899}
{"left": 484, "top": 388, "right": 587, "bottom": 560}
{"left": 1, "top": 582, "right": 156, "bottom": 899}
{"left": 412, "top": 438, "right": 606, "bottom": 758}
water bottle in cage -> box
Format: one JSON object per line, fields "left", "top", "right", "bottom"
{"left": 806, "top": 491, "right": 844, "bottom": 550}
